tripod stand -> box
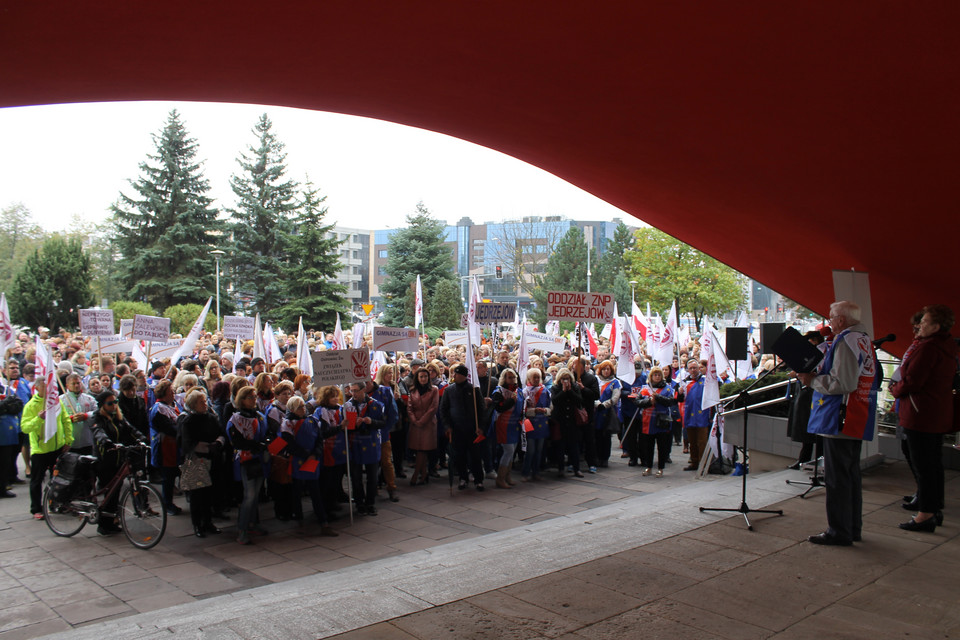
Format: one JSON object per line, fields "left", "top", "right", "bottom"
{"left": 785, "top": 443, "right": 825, "bottom": 498}
{"left": 699, "top": 369, "right": 784, "bottom": 531}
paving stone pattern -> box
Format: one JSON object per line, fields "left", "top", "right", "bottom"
{"left": 0, "top": 449, "right": 954, "bottom": 639}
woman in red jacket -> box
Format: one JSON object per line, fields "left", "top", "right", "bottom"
{"left": 890, "top": 304, "right": 958, "bottom": 532}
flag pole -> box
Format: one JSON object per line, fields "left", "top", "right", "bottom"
{"left": 96, "top": 336, "right": 103, "bottom": 379}
{"left": 343, "top": 408, "right": 354, "bottom": 526}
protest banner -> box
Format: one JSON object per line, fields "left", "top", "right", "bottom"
{"left": 460, "top": 313, "right": 469, "bottom": 328}
{"left": 372, "top": 327, "right": 419, "bottom": 352}
{"left": 119, "top": 319, "right": 134, "bottom": 339}
{"left": 131, "top": 315, "right": 170, "bottom": 342}
{"left": 546, "top": 291, "right": 615, "bottom": 323}
{"left": 523, "top": 330, "right": 568, "bottom": 353}
{"left": 145, "top": 340, "right": 184, "bottom": 361}
{"left": 475, "top": 302, "right": 517, "bottom": 324}
{"left": 311, "top": 348, "right": 371, "bottom": 387}
{"left": 93, "top": 335, "right": 137, "bottom": 354}
{"left": 444, "top": 330, "right": 468, "bottom": 346}
{"left": 78, "top": 309, "right": 115, "bottom": 337}
{"left": 222, "top": 316, "right": 256, "bottom": 341}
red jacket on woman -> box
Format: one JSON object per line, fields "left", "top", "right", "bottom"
{"left": 891, "top": 331, "right": 958, "bottom": 433}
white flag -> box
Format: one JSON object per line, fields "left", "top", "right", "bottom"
{"left": 252, "top": 314, "right": 265, "bottom": 361}
{"left": 34, "top": 337, "right": 61, "bottom": 442}
{"left": 264, "top": 322, "right": 283, "bottom": 363}
{"left": 351, "top": 322, "right": 366, "bottom": 350}
{"left": 616, "top": 316, "right": 638, "bottom": 384}
{"left": 232, "top": 336, "right": 243, "bottom": 369}
{"left": 700, "top": 324, "right": 730, "bottom": 410}
{"left": 0, "top": 293, "right": 15, "bottom": 355}
{"left": 331, "top": 314, "right": 346, "bottom": 351}
{"left": 170, "top": 297, "right": 211, "bottom": 363}
{"left": 296, "top": 318, "right": 314, "bottom": 377}
{"left": 515, "top": 322, "right": 530, "bottom": 385}
{"left": 467, "top": 276, "right": 482, "bottom": 344}
{"left": 414, "top": 275, "right": 423, "bottom": 330}
{"left": 133, "top": 342, "right": 148, "bottom": 373}
{"left": 463, "top": 322, "right": 480, "bottom": 389}
{"left": 370, "top": 349, "right": 387, "bottom": 378}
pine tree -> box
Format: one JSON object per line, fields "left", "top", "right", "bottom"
{"left": 228, "top": 114, "right": 299, "bottom": 321}
{"left": 592, "top": 221, "right": 635, "bottom": 310}
{"left": 532, "top": 227, "right": 589, "bottom": 328}
{"left": 275, "top": 181, "right": 347, "bottom": 330}
{"left": 380, "top": 202, "right": 457, "bottom": 326}
{"left": 10, "top": 235, "right": 94, "bottom": 330}
{"left": 427, "top": 279, "right": 463, "bottom": 330}
{"left": 111, "top": 110, "right": 220, "bottom": 310}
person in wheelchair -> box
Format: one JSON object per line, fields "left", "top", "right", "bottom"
{"left": 91, "top": 390, "right": 146, "bottom": 535}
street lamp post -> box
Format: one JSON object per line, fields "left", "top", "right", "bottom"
{"left": 210, "top": 249, "right": 225, "bottom": 332}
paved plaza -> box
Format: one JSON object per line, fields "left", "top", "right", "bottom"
{"left": 0, "top": 449, "right": 954, "bottom": 639}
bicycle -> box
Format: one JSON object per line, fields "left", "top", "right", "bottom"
{"left": 42, "top": 443, "right": 168, "bottom": 549}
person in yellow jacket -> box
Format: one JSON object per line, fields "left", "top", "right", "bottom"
{"left": 20, "top": 379, "right": 73, "bottom": 520}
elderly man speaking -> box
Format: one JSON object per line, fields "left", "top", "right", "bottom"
{"left": 797, "top": 301, "right": 881, "bottom": 546}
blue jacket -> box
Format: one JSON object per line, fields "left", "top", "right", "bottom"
{"left": 0, "top": 378, "right": 30, "bottom": 447}
{"left": 683, "top": 377, "right": 711, "bottom": 428}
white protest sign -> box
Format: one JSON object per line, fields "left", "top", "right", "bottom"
{"left": 546, "top": 291, "right": 615, "bottom": 323}
{"left": 79, "top": 309, "right": 115, "bottom": 337}
{"left": 222, "top": 316, "right": 256, "bottom": 340}
{"left": 372, "top": 327, "right": 419, "bottom": 352}
{"left": 94, "top": 335, "right": 137, "bottom": 354}
{"left": 311, "top": 348, "right": 371, "bottom": 386}
{"left": 523, "top": 330, "right": 568, "bottom": 354}
{"left": 460, "top": 313, "right": 470, "bottom": 328}
{"left": 119, "top": 319, "right": 134, "bottom": 339}
{"left": 476, "top": 302, "right": 517, "bottom": 324}
{"left": 444, "top": 330, "right": 469, "bottom": 346}
{"left": 146, "top": 340, "right": 183, "bottom": 361}
{"left": 131, "top": 315, "right": 170, "bottom": 342}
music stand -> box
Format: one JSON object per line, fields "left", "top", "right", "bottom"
{"left": 698, "top": 367, "right": 785, "bottom": 530}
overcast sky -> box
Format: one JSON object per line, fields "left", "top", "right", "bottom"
{"left": 0, "top": 101, "right": 633, "bottom": 233}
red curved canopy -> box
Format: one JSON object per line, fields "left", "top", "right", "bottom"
{"left": 3, "top": 2, "right": 958, "bottom": 353}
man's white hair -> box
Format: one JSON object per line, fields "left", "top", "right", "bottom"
{"left": 830, "top": 300, "right": 861, "bottom": 323}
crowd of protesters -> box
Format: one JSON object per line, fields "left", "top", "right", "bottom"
{"left": 2, "top": 304, "right": 952, "bottom": 547}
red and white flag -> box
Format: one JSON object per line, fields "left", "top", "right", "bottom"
{"left": 34, "top": 337, "right": 61, "bottom": 442}
{"left": 616, "top": 316, "right": 639, "bottom": 384}
{"left": 264, "top": 322, "right": 283, "bottom": 363}
{"left": 631, "top": 301, "right": 649, "bottom": 342}
{"left": 0, "top": 293, "right": 15, "bottom": 355}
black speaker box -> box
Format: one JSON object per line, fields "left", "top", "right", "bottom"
{"left": 759, "top": 322, "right": 785, "bottom": 355}
{"left": 725, "top": 327, "right": 749, "bottom": 361}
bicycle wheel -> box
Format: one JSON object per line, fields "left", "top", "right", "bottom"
{"left": 42, "top": 485, "right": 87, "bottom": 537}
{"left": 118, "top": 483, "right": 167, "bottom": 549}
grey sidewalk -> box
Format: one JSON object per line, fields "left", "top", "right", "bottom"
{"left": 0, "top": 450, "right": 953, "bottom": 639}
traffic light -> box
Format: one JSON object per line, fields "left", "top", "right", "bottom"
{"left": 496, "top": 265, "right": 503, "bottom": 279}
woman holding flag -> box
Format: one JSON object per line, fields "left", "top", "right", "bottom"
{"left": 520, "top": 368, "right": 551, "bottom": 482}
{"left": 490, "top": 368, "right": 524, "bottom": 489}
{"left": 594, "top": 360, "right": 621, "bottom": 469}
{"left": 634, "top": 366, "right": 678, "bottom": 477}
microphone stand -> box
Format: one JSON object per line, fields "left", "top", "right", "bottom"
{"left": 699, "top": 362, "right": 786, "bottom": 531}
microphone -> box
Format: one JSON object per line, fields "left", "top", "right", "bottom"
{"left": 872, "top": 334, "right": 896, "bottom": 347}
